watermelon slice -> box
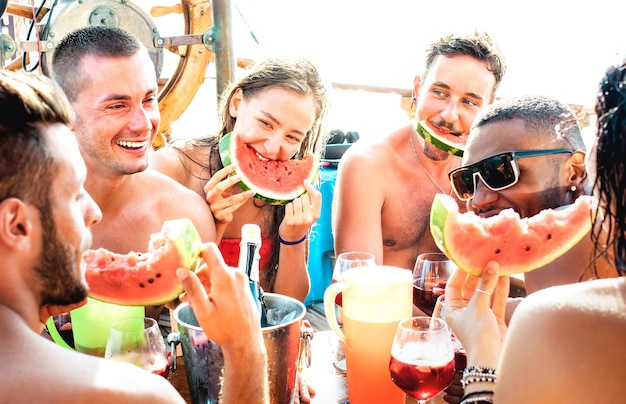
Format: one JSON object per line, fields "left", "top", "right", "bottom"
{"left": 416, "top": 120, "right": 465, "bottom": 157}
{"left": 430, "top": 193, "right": 598, "bottom": 276}
{"left": 84, "top": 218, "right": 202, "bottom": 306}
{"left": 219, "top": 131, "right": 319, "bottom": 205}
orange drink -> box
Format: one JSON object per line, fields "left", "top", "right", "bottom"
{"left": 324, "top": 266, "right": 412, "bottom": 404}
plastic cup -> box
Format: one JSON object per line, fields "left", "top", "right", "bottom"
{"left": 71, "top": 298, "right": 144, "bottom": 357}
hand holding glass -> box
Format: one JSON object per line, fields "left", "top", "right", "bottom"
{"left": 104, "top": 317, "right": 170, "bottom": 378}
{"left": 413, "top": 252, "right": 457, "bottom": 316}
{"left": 389, "top": 316, "right": 455, "bottom": 403}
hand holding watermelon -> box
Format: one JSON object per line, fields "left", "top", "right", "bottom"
{"left": 203, "top": 164, "right": 256, "bottom": 230}
{"left": 84, "top": 218, "right": 203, "bottom": 306}
{"left": 279, "top": 180, "right": 322, "bottom": 243}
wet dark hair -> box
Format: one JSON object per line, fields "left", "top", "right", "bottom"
{"left": 592, "top": 61, "right": 626, "bottom": 275}
{"left": 423, "top": 30, "right": 507, "bottom": 102}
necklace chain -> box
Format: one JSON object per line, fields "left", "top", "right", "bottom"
{"left": 409, "top": 130, "right": 451, "bottom": 195}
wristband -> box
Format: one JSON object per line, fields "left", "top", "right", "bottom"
{"left": 278, "top": 233, "right": 307, "bottom": 245}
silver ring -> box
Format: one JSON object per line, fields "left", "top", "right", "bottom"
{"left": 475, "top": 288, "right": 492, "bottom": 297}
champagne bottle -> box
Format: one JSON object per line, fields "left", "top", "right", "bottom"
{"left": 238, "top": 224, "right": 266, "bottom": 324}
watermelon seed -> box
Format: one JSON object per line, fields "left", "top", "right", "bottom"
{"left": 525, "top": 246, "right": 531, "bottom": 251}
{"left": 546, "top": 234, "right": 552, "bottom": 240}
{"left": 147, "top": 278, "right": 155, "bottom": 284}
{"left": 495, "top": 249, "right": 501, "bottom": 254}
{"left": 156, "top": 273, "right": 162, "bottom": 278}
{"left": 139, "top": 283, "right": 146, "bottom": 288}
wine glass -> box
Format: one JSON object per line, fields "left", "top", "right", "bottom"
{"left": 104, "top": 317, "right": 170, "bottom": 378}
{"left": 331, "top": 251, "right": 375, "bottom": 373}
{"left": 413, "top": 252, "right": 457, "bottom": 316}
{"left": 433, "top": 295, "right": 467, "bottom": 372}
{"left": 389, "top": 316, "right": 455, "bottom": 403}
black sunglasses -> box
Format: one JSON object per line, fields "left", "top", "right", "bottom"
{"left": 448, "top": 149, "right": 574, "bottom": 200}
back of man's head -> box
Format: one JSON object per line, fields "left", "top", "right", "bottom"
{"left": 471, "top": 94, "right": 586, "bottom": 152}
{"left": 51, "top": 26, "right": 142, "bottom": 101}
{"left": 0, "top": 70, "right": 73, "bottom": 210}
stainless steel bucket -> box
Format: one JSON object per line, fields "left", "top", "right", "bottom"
{"left": 173, "top": 293, "right": 307, "bottom": 404}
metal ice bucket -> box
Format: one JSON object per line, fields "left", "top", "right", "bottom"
{"left": 173, "top": 293, "right": 307, "bottom": 404}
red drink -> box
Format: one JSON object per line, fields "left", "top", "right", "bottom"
{"left": 331, "top": 278, "right": 343, "bottom": 307}
{"left": 389, "top": 355, "right": 455, "bottom": 401}
{"left": 452, "top": 335, "right": 467, "bottom": 372}
{"left": 148, "top": 360, "right": 170, "bottom": 378}
{"left": 412, "top": 280, "right": 446, "bottom": 316}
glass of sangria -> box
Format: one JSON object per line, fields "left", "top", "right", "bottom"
{"left": 389, "top": 316, "right": 455, "bottom": 403}
{"left": 413, "top": 252, "right": 457, "bottom": 316}
{"left": 104, "top": 317, "right": 170, "bottom": 378}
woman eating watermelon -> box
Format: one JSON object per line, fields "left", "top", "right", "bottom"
{"left": 443, "top": 61, "right": 626, "bottom": 404}
{"left": 151, "top": 57, "right": 329, "bottom": 305}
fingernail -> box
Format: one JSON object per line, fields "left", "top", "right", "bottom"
{"left": 176, "top": 268, "right": 189, "bottom": 281}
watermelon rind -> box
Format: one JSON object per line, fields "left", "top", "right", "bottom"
{"left": 219, "top": 132, "right": 319, "bottom": 205}
{"left": 430, "top": 193, "right": 597, "bottom": 276}
{"left": 157, "top": 218, "right": 203, "bottom": 270}
{"left": 416, "top": 120, "right": 464, "bottom": 157}
{"left": 85, "top": 218, "right": 202, "bottom": 306}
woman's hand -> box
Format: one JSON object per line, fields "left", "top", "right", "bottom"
{"left": 444, "top": 261, "right": 509, "bottom": 367}
{"left": 204, "top": 165, "right": 255, "bottom": 227}
{"left": 278, "top": 181, "right": 322, "bottom": 242}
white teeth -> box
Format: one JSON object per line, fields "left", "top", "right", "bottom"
{"left": 117, "top": 140, "right": 147, "bottom": 149}
{"left": 255, "top": 151, "right": 270, "bottom": 161}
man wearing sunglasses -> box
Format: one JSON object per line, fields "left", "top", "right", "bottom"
{"left": 333, "top": 30, "right": 507, "bottom": 278}
{"left": 441, "top": 94, "right": 618, "bottom": 404}
{"left": 452, "top": 94, "right": 616, "bottom": 295}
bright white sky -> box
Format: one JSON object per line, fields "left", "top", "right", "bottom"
{"left": 142, "top": 0, "right": 626, "bottom": 140}
{"left": 232, "top": 0, "right": 625, "bottom": 106}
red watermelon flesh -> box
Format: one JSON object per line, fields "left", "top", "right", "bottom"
{"left": 430, "top": 193, "right": 598, "bottom": 276}
{"left": 85, "top": 218, "right": 202, "bottom": 306}
{"left": 219, "top": 131, "right": 319, "bottom": 205}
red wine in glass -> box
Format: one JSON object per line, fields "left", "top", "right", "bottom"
{"left": 389, "top": 317, "right": 456, "bottom": 403}
{"left": 389, "top": 355, "right": 455, "bottom": 401}
{"left": 412, "top": 280, "right": 446, "bottom": 316}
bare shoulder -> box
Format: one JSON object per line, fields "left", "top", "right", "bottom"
{"left": 497, "top": 278, "right": 626, "bottom": 403}
{"left": 2, "top": 327, "right": 184, "bottom": 404}
{"left": 151, "top": 142, "right": 210, "bottom": 193}
{"left": 151, "top": 145, "right": 185, "bottom": 180}
{"left": 141, "top": 169, "right": 216, "bottom": 241}
{"left": 338, "top": 125, "right": 409, "bottom": 176}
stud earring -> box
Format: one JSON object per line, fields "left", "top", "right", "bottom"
{"left": 570, "top": 185, "right": 577, "bottom": 192}
{"left": 410, "top": 95, "right": 417, "bottom": 109}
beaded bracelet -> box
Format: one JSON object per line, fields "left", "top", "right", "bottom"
{"left": 461, "top": 390, "right": 495, "bottom": 403}
{"left": 460, "top": 396, "right": 494, "bottom": 404}
{"left": 461, "top": 366, "right": 497, "bottom": 388}
{"left": 278, "top": 233, "right": 307, "bottom": 245}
